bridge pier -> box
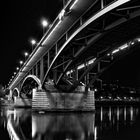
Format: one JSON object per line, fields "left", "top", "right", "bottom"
{"left": 32, "top": 87, "right": 95, "bottom": 111}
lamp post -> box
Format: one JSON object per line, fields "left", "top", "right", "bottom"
{"left": 16, "top": 67, "right": 19, "bottom": 71}
{"left": 30, "top": 39, "right": 36, "bottom": 51}
{"left": 41, "top": 18, "right": 48, "bottom": 34}
{"left": 19, "top": 60, "right": 23, "bottom": 69}
{"left": 24, "top": 52, "right": 29, "bottom": 61}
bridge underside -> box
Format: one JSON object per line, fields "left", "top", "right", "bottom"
{"left": 8, "top": 0, "right": 140, "bottom": 94}
{"left": 43, "top": 1, "right": 140, "bottom": 92}
{"left": 8, "top": 0, "right": 140, "bottom": 111}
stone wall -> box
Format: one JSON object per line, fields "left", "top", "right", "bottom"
{"left": 32, "top": 89, "right": 95, "bottom": 111}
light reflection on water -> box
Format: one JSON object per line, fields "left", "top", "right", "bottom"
{"left": 0, "top": 105, "right": 140, "bottom": 140}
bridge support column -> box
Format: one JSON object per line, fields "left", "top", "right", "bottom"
{"left": 8, "top": 90, "right": 13, "bottom": 100}
{"left": 32, "top": 87, "right": 95, "bottom": 111}
{"left": 40, "top": 58, "right": 44, "bottom": 82}
{"left": 36, "top": 64, "right": 38, "bottom": 78}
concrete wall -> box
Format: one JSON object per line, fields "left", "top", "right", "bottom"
{"left": 32, "top": 89, "right": 95, "bottom": 111}
{"left": 50, "top": 91, "right": 95, "bottom": 111}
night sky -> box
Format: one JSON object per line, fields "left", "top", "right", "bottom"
{"left": 0, "top": 0, "right": 63, "bottom": 86}
{"left": 101, "top": 46, "right": 140, "bottom": 88}
{"left": 0, "top": 0, "right": 140, "bottom": 88}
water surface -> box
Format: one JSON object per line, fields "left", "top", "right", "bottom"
{"left": 0, "top": 105, "right": 140, "bottom": 140}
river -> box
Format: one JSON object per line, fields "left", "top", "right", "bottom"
{"left": 0, "top": 105, "right": 140, "bottom": 140}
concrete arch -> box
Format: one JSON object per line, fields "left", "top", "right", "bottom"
{"left": 20, "top": 75, "right": 42, "bottom": 91}
{"left": 42, "top": 0, "right": 135, "bottom": 86}
{"left": 13, "top": 88, "right": 20, "bottom": 97}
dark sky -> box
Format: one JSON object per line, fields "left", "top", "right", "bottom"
{"left": 0, "top": 0, "right": 63, "bottom": 86}
{"left": 0, "top": 0, "right": 139, "bottom": 88}
{"left": 101, "top": 45, "right": 140, "bottom": 88}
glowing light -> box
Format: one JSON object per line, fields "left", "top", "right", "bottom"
{"left": 130, "top": 106, "right": 133, "bottom": 121}
{"left": 39, "top": 111, "right": 45, "bottom": 114}
{"left": 42, "top": 20, "right": 62, "bottom": 45}
{"left": 77, "top": 64, "right": 84, "bottom": 70}
{"left": 59, "top": 9, "right": 65, "bottom": 20}
{"left": 80, "top": 82, "right": 85, "bottom": 86}
{"left": 41, "top": 18, "right": 48, "bottom": 27}
{"left": 112, "top": 49, "right": 119, "bottom": 54}
{"left": 124, "top": 97, "right": 126, "bottom": 100}
{"left": 124, "top": 107, "right": 126, "bottom": 121}
{"left": 119, "top": 44, "right": 128, "bottom": 50}
{"left": 109, "top": 107, "right": 112, "bottom": 121}
{"left": 67, "top": 58, "right": 96, "bottom": 74}
{"left": 7, "top": 120, "right": 20, "bottom": 140}
{"left": 131, "top": 42, "right": 134, "bottom": 45}
{"left": 70, "top": 0, "right": 78, "bottom": 10}
{"left": 101, "top": 107, "right": 103, "bottom": 121}
{"left": 100, "top": 96, "right": 103, "bottom": 99}
{"left": 117, "top": 107, "right": 119, "bottom": 121}
{"left": 137, "top": 38, "right": 140, "bottom": 42}
{"left": 19, "top": 60, "right": 23, "bottom": 65}
{"left": 16, "top": 67, "right": 19, "bottom": 70}
{"left": 94, "top": 88, "right": 97, "bottom": 92}
{"left": 94, "top": 127, "right": 97, "bottom": 140}
{"left": 32, "top": 117, "right": 37, "bottom": 138}
{"left": 24, "top": 52, "right": 29, "bottom": 57}
{"left": 88, "top": 58, "right": 96, "bottom": 65}
{"left": 31, "top": 39, "right": 36, "bottom": 45}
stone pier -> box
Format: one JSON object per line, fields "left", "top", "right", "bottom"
{"left": 32, "top": 88, "right": 95, "bottom": 111}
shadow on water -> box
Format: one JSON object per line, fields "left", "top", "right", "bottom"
{"left": 0, "top": 105, "right": 140, "bottom": 140}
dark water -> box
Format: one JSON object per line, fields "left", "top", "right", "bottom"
{"left": 0, "top": 105, "right": 140, "bottom": 140}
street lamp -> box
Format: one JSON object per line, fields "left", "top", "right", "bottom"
{"left": 30, "top": 39, "right": 36, "bottom": 51}
{"left": 19, "top": 60, "right": 23, "bottom": 68}
{"left": 41, "top": 18, "right": 49, "bottom": 34}
{"left": 16, "top": 67, "right": 19, "bottom": 71}
{"left": 24, "top": 52, "right": 29, "bottom": 61}
{"left": 19, "top": 60, "right": 23, "bottom": 65}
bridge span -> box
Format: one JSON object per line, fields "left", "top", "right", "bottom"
{"left": 8, "top": 0, "right": 140, "bottom": 110}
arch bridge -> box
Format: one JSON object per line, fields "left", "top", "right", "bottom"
{"left": 8, "top": 0, "right": 140, "bottom": 109}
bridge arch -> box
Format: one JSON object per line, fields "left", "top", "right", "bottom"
{"left": 42, "top": 0, "right": 127, "bottom": 83}
{"left": 21, "top": 75, "right": 41, "bottom": 88}
{"left": 13, "top": 88, "right": 20, "bottom": 97}
{"left": 20, "top": 75, "right": 41, "bottom": 98}
{"left": 42, "top": 0, "right": 140, "bottom": 91}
